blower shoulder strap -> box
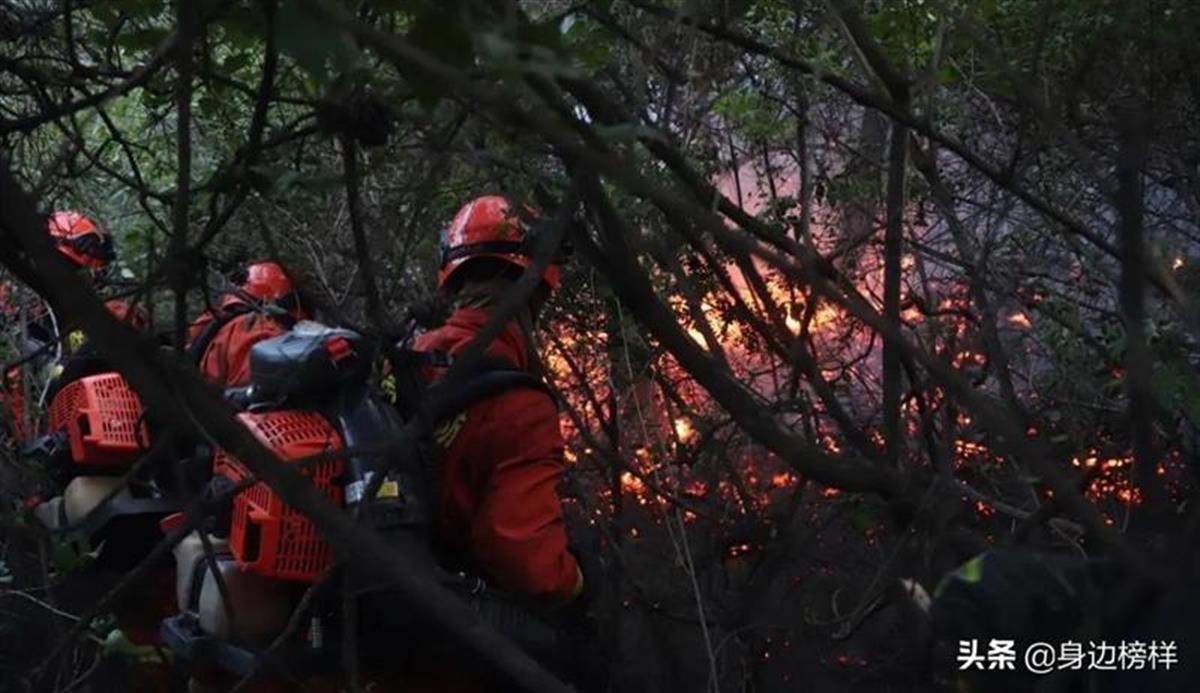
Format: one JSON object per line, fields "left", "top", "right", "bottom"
{"left": 186, "top": 303, "right": 253, "bottom": 366}
{"left": 417, "top": 350, "right": 555, "bottom": 424}
{"left": 388, "top": 347, "right": 555, "bottom": 420}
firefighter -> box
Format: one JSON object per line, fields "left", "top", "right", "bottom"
{"left": 2, "top": 211, "right": 122, "bottom": 441}
{"left": 187, "top": 261, "right": 307, "bottom": 387}
{"left": 20, "top": 211, "right": 117, "bottom": 344}
{"left": 417, "top": 194, "right": 582, "bottom": 600}
{"left": 393, "top": 195, "right": 593, "bottom": 688}
{"left": 15, "top": 214, "right": 173, "bottom": 691}
{"left": 928, "top": 548, "right": 1199, "bottom": 692}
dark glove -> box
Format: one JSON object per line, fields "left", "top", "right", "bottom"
{"left": 571, "top": 546, "right": 603, "bottom": 614}
{"left": 557, "top": 547, "right": 608, "bottom": 693}
{"left": 564, "top": 516, "right": 604, "bottom": 602}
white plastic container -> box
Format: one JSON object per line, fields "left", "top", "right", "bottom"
{"left": 33, "top": 476, "right": 130, "bottom": 529}
{"left": 173, "top": 532, "right": 293, "bottom": 646}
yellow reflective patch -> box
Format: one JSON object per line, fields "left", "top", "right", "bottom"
{"left": 433, "top": 412, "right": 468, "bottom": 448}
{"left": 66, "top": 330, "right": 86, "bottom": 353}
{"left": 957, "top": 555, "right": 984, "bottom": 584}
{"left": 376, "top": 480, "right": 400, "bottom": 499}
{"left": 380, "top": 374, "right": 397, "bottom": 404}
{"left": 131, "top": 642, "right": 169, "bottom": 664}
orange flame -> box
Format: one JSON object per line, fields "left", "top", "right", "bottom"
{"left": 673, "top": 417, "right": 696, "bottom": 443}
{"left": 620, "top": 471, "right": 645, "bottom": 495}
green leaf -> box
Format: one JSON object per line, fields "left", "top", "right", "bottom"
{"left": 118, "top": 26, "right": 170, "bottom": 52}
{"left": 106, "top": 0, "right": 160, "bottom": 20}
{"left": 221, "top": 52, "right": 254, "bottom": 75}
{"left": 88, "top": 4, "right": 122, "bottom": 30}
{"left": 1155, "top": 357, "right": 1200, "bottom": 425}
{"left": 406, "top": 3, "right": 472, "bottom": 107}
{"left": 561, "top": 14, "right": 611, "bottom": 72}
{"left": 276, "top": 0, "right": 359, "bottom": 83}
{"left": 50, "top": 538, "right": 94, "bottom": 574}
{"left": 197, "top": 93, "right": 223, "bottom": 118}
{"left": 217, "top": 4, "right": 265, "bottom": 45}
{"left": 101, "top": 628, "right": 132, "bottom": 654}
{"left": 520, "top": 19, "right": 563, "bottom": 53}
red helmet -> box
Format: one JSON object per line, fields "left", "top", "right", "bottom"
{"left": 240, "top": 261, "right": 293, "bottom": 302}
{"left": 235, "top": 261, "right": 306, "bottom": 319}
{"left": 48, "top": 211, "right": 114, "bottom": 270}
{"left": 437, "top": 195, "right": 561, "bottom": 291}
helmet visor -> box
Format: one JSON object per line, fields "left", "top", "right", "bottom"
{"left": 67, "top": 232, "right": 115, "bottom": 265}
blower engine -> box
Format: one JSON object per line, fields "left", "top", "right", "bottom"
{"left": 31, "top": 371, "right": 178, "bottom": 569}
{"left": 216, "top": 410, "right": 344, "bottom": 582}
{"left": 47, "top": 371, "right": 149, "bottom": 466}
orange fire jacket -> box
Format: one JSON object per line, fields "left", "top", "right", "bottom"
{"left": 188, "top": 304, "right": 288, "bottom": 387}
{"left": 413, "top": 307, "right": 581, "bottom": 601}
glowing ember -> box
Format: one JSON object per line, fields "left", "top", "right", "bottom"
{"left": 952, "top": 350, "right": 986, "bottom": 367}
{"left": 1069, "top": 450, "right": 1142, "bottom": 506}
{"left": 832, "top": 652, "right": 868, "bottom": 667}
{"left": 620, "top": 471, "right": 645, "bottom": 495}
{"left": 1115, "top": 486, "right": 1143, "bottom": 506}
{"left": 810, "top": 303, "right": 842, "bottom": 332}
{"left": 951, "top": 437, "right": 1003, "bottom": 470}
{"left": 673, "top": 417, "right": 696, "bottom": 443}
{"left": 955, "top": 440, "right": 988, "bottom": 456}
{"left": 785, "top": 312, "right": 802, "bottom": 334}
{"left": 727, "top": 542, "right": 753, "bottom": 558}
{"left": 531, "top": 159, "right": 1188, "bottom": 612}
